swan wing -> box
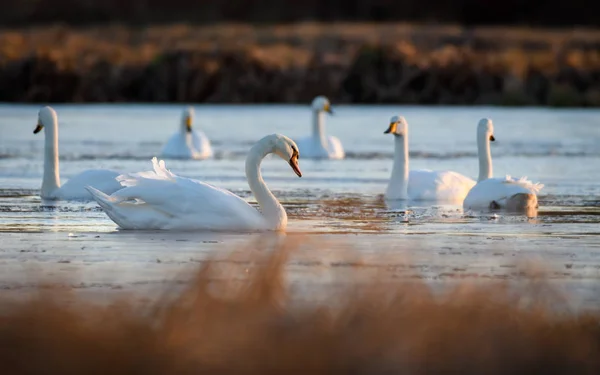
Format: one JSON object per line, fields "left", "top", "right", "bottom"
{"left": 161, "top": 133, "right": 194, "bottom": 159}
{"left": 294, "top": 136, "right": 344, "bottom": 159}
{"left": 463, "top": 176, "right": 544, "bottom": 210}
{"left": 56, "top": 169, "right": 123, "bottom": 200}
{"left": 191, "top": 130, "right": 213, "bottom": 158}
{"left": 408, "top": 169, "right": 476, "bottom": 202}
{"left": 91, "top": 158, "right": 265, "bottom": 230}
{"left": 294, "top": 136, "right": 326, "bottom": 159}
{"left": 504, "top": 175, "right": 544, "bottom": 195}
{"left": 326, "top": 136, "right": 345, "bottom": 159}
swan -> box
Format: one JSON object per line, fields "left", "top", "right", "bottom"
{"left": 33, "top": 106, "right": 123, "bottom": 201}
{"left": 463, "top": 118, "right": 544, "bottom": 212}
{"left": 295, "top": 96, "right": 344, "bottom": 159}
{"left": 161, "top": 107, "right": 213, "bottom": 159}
{"left": 86, "top": 134, "right": 302, "bottom": 231}
{"left": 384, "top": 116, "right": 476, "bottom": 202}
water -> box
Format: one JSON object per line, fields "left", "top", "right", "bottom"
{"left": 0, "top": 104, "right": 599, "bottom": 304}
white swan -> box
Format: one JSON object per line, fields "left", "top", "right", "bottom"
{"left": 384, "top": 116, "right": 476, "bottom": 202}
{"left": 86, "top": 134, "right": 302, "bottom": 231}
{"left": 160, "top": 107, "right": 213, "bottom": 159}
{"left": 463, "top": 118, "right": 544, "bottom": 212}
{"left": 295, "top": 96, "right": 344, "bottom": 159}
{"left": 33, "top": 106, "right": 123, "bottom": 201}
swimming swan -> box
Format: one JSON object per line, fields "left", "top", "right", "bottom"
{"left": 86, "top": 134, "right": 302, "bottom": 231}
{"left": 295, "top": 96, "right": 344, "bottom": 159}
{"left": 161, "top": 107, "right": 213, "bottom": 159}
{"left": 463, "top": 118, "right": 544, "bottom": 212}
{"left": 33, "top": 106, "right": 123, "bottom": 201}
{"left": 384, "top": 116, "right": 476, "bottom": 202}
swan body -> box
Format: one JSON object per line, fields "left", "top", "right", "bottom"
{"left": 33, "top": 106, "right": 123, "bottom": 201}
{"left": 463, "top": 176, "right": 543, "bottom": 211}
{"left": 87, "top": 134, "right": 302, "bottom": 231}
{"left": 405, "top": 169, "right": 477, "bottom": 202}
{"left": 295, "top": 96, "right": 345, "bottom": 159}
{"left": 161, "top": 107, "right": 213, "bottom": 159}
{"left": 463, "top": 118, "right": 544, "bottom": 212}
{"left": 384, "top": 116, "right": 476, "bottom": 202}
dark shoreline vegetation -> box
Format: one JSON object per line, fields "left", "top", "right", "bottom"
{"left": 0, "top": 23, "right": 599, "bottom": 106}
{"left": 1, "top": 239, "right": 600, "bottom": 374}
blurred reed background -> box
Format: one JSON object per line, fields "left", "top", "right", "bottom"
{"left": 1, "top": 237, "right": 600, "bottom": 374}
{"left": 0, "top": 0, "right": 598, "bottom": 105}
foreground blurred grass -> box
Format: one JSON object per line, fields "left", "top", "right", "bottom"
{"left": 1, "top": 237, "right": 600, "bottom": 373}
{"left": 0, "top": 23, "right": 599, "bottom": 105}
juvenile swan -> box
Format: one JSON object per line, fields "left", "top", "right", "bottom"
{"left": 87, "top": 134, "right": 302, "bottom": 231}
{"left": 463, "top": 118, "right": 544, "bottom": 212}
{"left": 33, "top": 106, "right": 123, "bottom": 201}
{"left": 384, "top": 116, "right": 476, "bottom": 202}
{"left": 295, "top": 96, "right": 344, "bottom": 159}
{"left": 161, "top": 107, "right": 213, "bottom": 159}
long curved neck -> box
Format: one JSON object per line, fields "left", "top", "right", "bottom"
{"left": 42, "top": 118, "right": 61, "bottom": 196}
{"left": 386, "top": 134, "right": 409, "bottom": 200}
{"left": 312, "top": 110, "right": 327, "bottom": 149}
{"left": 245, "top": 142, "right": 287, "bottom": 230}
{"left": 477, "top": 133, "right": 492, "bottom": 182}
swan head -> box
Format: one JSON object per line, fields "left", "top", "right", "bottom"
{"left": 384, "top": 116, "right": 408, "bottom": 137}
{"left": 264, "top": 134, "right": 302, "bottom": 178}
{"left": 478, "top": 118, "right": 495, "bottom": 142}
{"left": 33, "top": 106, "right": 58, "bottom": 134}
{"left": 181, "top": 107, "right": 194, "bottom": 133}
{"left": 311, "top": 96, "right": 333, "bottom": 114}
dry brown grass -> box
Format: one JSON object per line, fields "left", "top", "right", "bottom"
{"left": 0, "top": 23, "right": 598, "bottom": 104}
{"left": 1, "top": 238, "right": 600, "bottom": 374}
{"left": 1, "top": 23, "right": 599, "bottom": 69}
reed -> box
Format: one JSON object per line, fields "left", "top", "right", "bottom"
{"left": 1, "top": 237, "right": 599, "bottom": 374}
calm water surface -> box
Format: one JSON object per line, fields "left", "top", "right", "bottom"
{"left": 0, "top": 104, "right": 599, "bottom": 302}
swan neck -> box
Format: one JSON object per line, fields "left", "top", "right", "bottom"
{"left": 312, "top": 110, "right": 327, "bottom": 149}
{"left": 180, "top": 118, "right": 186, "bottom": 133}
{"left": 245, "top": 142, "right": 287, "bottom": 230}
{"left": 184, "top": 132, "right": 194, "bottom": 149}
{"left": 42, "top": 117, "right": 61, "bottom": 197}
{"left": 386, "top": 134, "right": 409, "bottom": 200}
{"left": 477, "top": 133, "right": 492, "bottom": 182}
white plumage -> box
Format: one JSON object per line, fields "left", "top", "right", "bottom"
{"left": 463, "top": 118, "right": 544, "bottom": 212}
{"left": 406, "top": 169, "right": 477, "bottom": 202}
{"left": 295, "top": 96, "right": 345, "bottom": 159}
{"left": 88, "top": 134, "right": 302, "bottom": 232}
{"left": 161, "top": 107, "right": 213, "bottom": 160}
{"left": 384, "top": 116, "right": 476, "bottom": 203}
{"left": 33, "top": 106, "right": 123, "bottom": 201}
{"left": 463, "top": 175, "right": 544, "bottom": 211}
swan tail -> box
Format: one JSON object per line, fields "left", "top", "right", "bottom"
{"left": 85, "top": 185, "right": 124, "bottom": 211}
{"left": 86, "top": 186, "right": 134, "bottom": 229}
{"left": 506, "top": 193, "right": 538, "bottom": 212}
{"left": 86, "top": 185, "right": 113, "bottom": 204}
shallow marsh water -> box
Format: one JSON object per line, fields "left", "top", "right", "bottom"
{"left": 0, "top": 104, "right": 599, "bottom": 305}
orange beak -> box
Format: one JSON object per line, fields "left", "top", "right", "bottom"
{"left": 289, "top": 155, "right": 302, "bottom": 177}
